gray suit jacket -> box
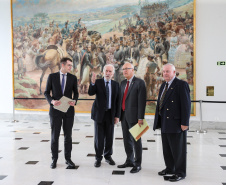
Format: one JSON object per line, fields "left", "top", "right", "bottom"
{"left": 120, "top": 76, "right": 146, "bottom": 124}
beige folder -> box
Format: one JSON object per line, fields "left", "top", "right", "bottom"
{"left": 53, "top": 96, "right": 75, "bottom": 113}
{"left": 129, "top": 119, "right": 149, "bottom": 141}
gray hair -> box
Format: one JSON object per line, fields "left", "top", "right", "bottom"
{"left": 103, "top": 64, "right": 115, "bottom": 74}
{"left": 124, "top": 62, "right": 134, "bottom": 69}
{"left": 163, "top": 63, "right": 176, "bottom": 71}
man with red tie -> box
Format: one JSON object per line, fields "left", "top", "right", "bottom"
{"left": 117, "top": 62, "right": 146, "bottom": 173}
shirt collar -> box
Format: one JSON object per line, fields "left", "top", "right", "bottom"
{"left": 167, "top": 76, "right": 175, "bottom": 86}
{"left": 127, "top": 75, "right": 135, "bottom": 83}
{"left": 60, "top": 70, "right": 67, "bottom": 76}
{"left": 104, "top": 78, "right": 111, "bottom": 84}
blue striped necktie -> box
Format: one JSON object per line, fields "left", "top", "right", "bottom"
{"left": 106, "top": 81, "right": 109, "bottom": 110}
{"left": 61, "top": 74, "right": 65, "bottom": 94}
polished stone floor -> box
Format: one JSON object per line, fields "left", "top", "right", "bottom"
{"left": 0, "top": 115, "right": 226, "bottom": 185}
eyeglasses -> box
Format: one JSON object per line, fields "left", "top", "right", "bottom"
{"left": 122, "top": 68, "right": 133, "bottom": 71}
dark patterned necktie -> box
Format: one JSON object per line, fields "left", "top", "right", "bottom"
{"left": 61, "top": 74, "right": 65, "bottom": 94}
{"left": 106, "top": 81, "right": 109, "bottom": 110}
{"left": 159, "top": 82, "right": 168, "bottom": 113}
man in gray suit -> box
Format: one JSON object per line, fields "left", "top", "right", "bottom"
{"left": 117, "top": 62, "right": 146, "bottom": 173}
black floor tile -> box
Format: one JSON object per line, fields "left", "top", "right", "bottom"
{"left": 73, "top": 129, "right": 80, "bottom": 131}
{"left": 219, "top": 132, "right": 226, "bottom": 134}
{"left": 188, "top": 131, "right": 195, "bottom": 132}
{"left": 115, "top": 138, "right": 123, "bottom": 140}
{"left": 86, "top": 136, "right": 93, "bottom": 138}
{"left": 72, "top": 142, "right": 80, "bottom": 144}
{"left": 219, "top": 138, "right": 226, "bottom": 140}
{"left": 58, "top": 150, "right": 62, "bottom": 153}
{"left": 41, "top": 140, "right": 50, "bottom": 142}
{"left": 221, "top": 166, "right": 226, "bottom": 170}
{"left": 85, "top": 125, "right": 91, "bottom": 127}
{"left": 38, "top": 181, "right": 54, "bottom": 185}
{"left": 11, "top": 131, "right": 17, "bottom": 132}
{"left": 187, "top": 136, "right": 193, "bottom": 138}
{"left": 142, "top": 147, "right": 148, "bottom": 150}
{"left": 222, "top": 183, "right": 226, "bottom": 185}
{"left": 154, "top": 134, "right": 161, "bottom": 136}
{"left": 23, "top": 122, "right": 29, "bottom": 123}
{"left": 219, "top": 145, "right": 226, "bottom": 147}
{"left": 147, "top": 140, "right": 155, "bottom": 142}
{"left": 87, "top": 154, "right": 95, "bottom": 157}
{"left": 220, "top": 154, "right": 226, "bottom": 157}
{"left": 0, "top": 175, "right": 7, "bottom": 180}
{"left": 42, "top": 123, "right": 48, "bottom": 124}
{"left": 187, "top": 142, "right": 191, "bottom": 145}
{"left": 112, "top": 170, "right": 125, "bottom": 175}
{"left": 33, "top": 132, "right": 41, "bottom": 134}
{"left": 26, "top": 161, "right": 39, "bottom": 165}
{"left": 15, "top": 138, "right": 22, "bottom": 140}
{"left": 18, "top": 147, "right": 29, "bottom": 150}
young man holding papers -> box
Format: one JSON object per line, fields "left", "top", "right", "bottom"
{"left": 118, "top": 62, "right": 146, "bottom": 173}
{"left": 44, "top": 57, "right": 79, "bottom": 169}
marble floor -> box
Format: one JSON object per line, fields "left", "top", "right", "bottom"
{"left": 0, "top": 115, "right": 226, "bottom": 185}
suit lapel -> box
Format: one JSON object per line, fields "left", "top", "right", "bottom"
{"left": 101, "top": 78, "right": 107, "bottom": 97}
{"left": 126, "top": 76, "right": 136, "bottom": 100}
{"left": 64, "top": 73, "right": 71, "bottom": 95}
{"left": 161, "top": 77, "right": 178, "bottom": 108}
{"left": 56, "top": 72, "right": 63, "bottom": 95}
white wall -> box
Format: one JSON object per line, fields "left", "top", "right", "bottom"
{"left": 0, "top": 0, "right": 226, "bottom": 121}
{"left": 0, "top": 0, "right": 13, "bottom": 114}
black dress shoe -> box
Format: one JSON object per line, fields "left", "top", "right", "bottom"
{"left": 169, "top": 175, "right": 185, "bottom": 182}
{"left": 158, "top": 169, "right": 174, "bottom": 176}
{"left": 117, "top": 162, "right": 134, "bottom": 168}
{"left": 50, "top": 160, "right": 57, "bottom": 169}
{"left": 130, "top": 166, "right": 141, "bottom": 173}
{"left": 105, "top": 157, "right": 115, "bottom": 165}
{"left": 94, "top": 160, "right": 101, "bottom": 167}
{"left": 65, "top": 159, "right": 75, "bottom": 167}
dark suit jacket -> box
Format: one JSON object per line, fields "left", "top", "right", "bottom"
{"left": 120, "top": 76, "right": 146, "bottom": 124}
{"left": 88, "top": 78, "right": 120, "bottom": 123}
{"left": 153, "top": 77, "right": 191, "bottom": 133}
{"left": 44, "top": 72, "right": 79, "bottom": 117}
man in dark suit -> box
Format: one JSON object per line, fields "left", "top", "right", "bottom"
{"left": 153, "top": 63, "right": 191, "bottom": 182}
{"left": 44, "top": 57, "right": 79, "bottom": 169}
{"left": 88, "top": 64, "right": 120, "bottom": 167}
{"left": 117, "top": 62, "right": 146, "bottom": 173}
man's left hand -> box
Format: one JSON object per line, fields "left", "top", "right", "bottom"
{"left": 68, "top": 101, "right": 75, "bottom": 106}
{"left": 114, "top": 117, "right": 119, "bottom": 124}
{"left": 138, "top": 120, "right": 143, "bottom": 127}
{"left": 181, "top": 125, "right": 188, "bottom": 131}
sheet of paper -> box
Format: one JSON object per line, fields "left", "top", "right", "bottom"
{"left": 53, "top": 96, "right": 75, "bottom": 113}
{"left": 129, "top": 119, "right": 149, "bottom": 141}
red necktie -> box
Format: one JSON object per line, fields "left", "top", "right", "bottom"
{"left": 122, "top": 81, "right": 130, "bottom": 111}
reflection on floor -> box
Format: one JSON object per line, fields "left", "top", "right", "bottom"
{"left": 0, "top": 117, "right": 226, "bottom": 185}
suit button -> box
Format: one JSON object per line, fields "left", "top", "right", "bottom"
{"left": 172, "top": 101, "right": 174, "bottom": 102}
{"left": 167, "top": 108, "right": 169, "bottom": 110}
{"left": 167, "top": 117, "right": 169, "bottom": 119}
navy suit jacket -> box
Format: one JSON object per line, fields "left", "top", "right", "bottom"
{"left": 44, "top": 72, "right": 79, "bottom": 117}
{"left": 88, "top": 78, "right": 120, "bottom": 123}
{"left": 153, "top": 77, "right": 191, "bottom": 133}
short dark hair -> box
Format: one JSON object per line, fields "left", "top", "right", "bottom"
{"left": 60, "top": 57, "right": 72, "bottom": 64}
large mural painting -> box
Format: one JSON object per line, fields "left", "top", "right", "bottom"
{"left": 12, "top": 0, "right": 195, "bottom": 114}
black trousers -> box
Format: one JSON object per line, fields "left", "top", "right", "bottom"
{"left": 94, "top": 109, "right": 114, "bottom": 161}
{"left": 50, "top": 114, "right": 74, "bottom": 161}
{"left": 161, "top": 131, "right": 187, "bottom": 178}
{"left": 121, "top": 111, "right": 142, "bottom": 167}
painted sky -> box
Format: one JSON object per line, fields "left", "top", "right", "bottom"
{"left": 12, "top": 0, "right": 165, "bottom": 17}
